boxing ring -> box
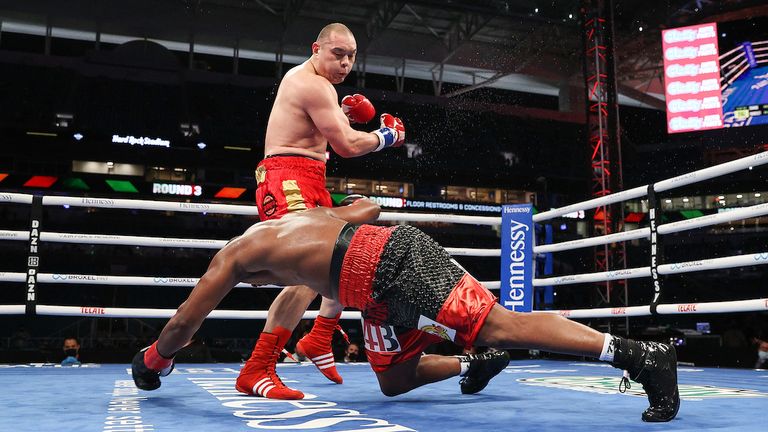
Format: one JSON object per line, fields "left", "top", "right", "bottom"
{"left": 1, "top": 151, "right": 768, "bottom": 431}
{"left": 720, "top": 39, "right": 768, "bottom": 126}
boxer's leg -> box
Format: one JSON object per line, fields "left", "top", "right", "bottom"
{"left": 374, "top": 354, "right": 459, "bottom": 397}
{"left": 236, "top": 285, "right": 317, "bottom": 399}
{"left": 295, "top": 297, "right": 345, "bottom": 384}
{"left": 373, "top": 351, "right": 510, "bottom": 397}
{"left": 263, "top": 284, "right": 318, "bottom": 333}
{"left": 476, "top": 304, "right": 679, "bottom": 422}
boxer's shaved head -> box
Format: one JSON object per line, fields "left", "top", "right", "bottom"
{"left": 311, "top": 22, "right": 356, "bottom": 84}
{"left": 316, "top": 23, "right": 354, "bottom": 43}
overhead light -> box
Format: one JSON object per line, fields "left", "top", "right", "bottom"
{"left": 717, "top": 195, "right": 725, "bottom": 200}
{"left": 639, "top": 26, "right": 643, "bottom": 32}
{"left": 180, "top": 123, "right": 200, "bottom": 137}
{"left": 568, "top": 13, "right": 573, "bottom": 19}
{"left": 682, "top": 198, "right": 689, "bottom": 202}
{"left": 755, "top": 193, "right": 762, "bottom": 197}
{"left": 534, "top": 8, "right": 539, "bottom": 13}
{"left": 73, "top": 133, "right": 83, "bottom": 141}
{"left": 196, "top": 142, "right": 206, "bottom": 150}
{"left": 721, "top": 33, "right": 726, "bottom": 37}
{"left": 55, "top": 113, "right": 74, "bottom": 128}
{"left": 106, "top": 161, "right": 114, "bottom": 168}
{"left": 736, "top": 194, "right": 743, "bottom": 198}
{"left": 664, "top": 199, "right": 672, "bottom": 203}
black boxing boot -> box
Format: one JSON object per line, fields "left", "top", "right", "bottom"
{"left": 459, "top": 350, "right": 510, "bottom": 394}
{"left": 609, "top": 337, "right": 679, "bottom": 422}
{"left": 132, "top": 343, "right": 175, "bottom": 391}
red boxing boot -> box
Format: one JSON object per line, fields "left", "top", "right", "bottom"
{"left": 295, "top": 313, "right": 344, "bottom": 384}
{"left": 236, "top": 326, "right": 304, "bottom": 399}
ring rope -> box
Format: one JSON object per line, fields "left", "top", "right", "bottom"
{"left": 537, "top": 298, "right": 768, "bottom": 319}
{"left": 536, "top": 202, "right": 768, "bottom": 253}
{"left": 32, "top": 305, "right": 364, "bottom": 320}
{"left": 719, "top": 44, "right": 744, "bottom": 59}
{"left": 0, "top": 193, "right": 504, "bottom": 226}
{"left": 534, "top": 151, "right": 768, "bottom": 222}
{"left": 0, "top": 230, "right": 500, "bottom": 257}
{"left": 1, "top": 297, "right": 764, "bottom": 319}
{"left": 0, "top": 272, "right": 501, "bottom": 290}
{"left": 0, "top": 305, "right": 25, "bottom": 315}
{"left": 534, "top": 251, "right": 768, "bottom": 286}
{"left": 3, "top": 152, "right": 766, "bottom": 318}
{"left": 0, "top": 192, "right": 34, "bottom": 205}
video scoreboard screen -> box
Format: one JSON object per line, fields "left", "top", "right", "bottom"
{"left": 663, "top": 19, "right": 768, "bottom": 133}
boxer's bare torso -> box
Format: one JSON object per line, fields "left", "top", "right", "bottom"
{"left": 264, "top": 28, "right": 358, "bottom": 161}
{"left": 225, "top": 199, "right": 380, "bottom": 299}
{"left": 264, "top": 62, "right": 339, "bottom": 161}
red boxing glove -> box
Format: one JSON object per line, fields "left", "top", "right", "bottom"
{"left": 375, "top": 113, "right": 405, "bottom": 149}
{"left": 341, "top": 94, "right": 376, "bottom": 124}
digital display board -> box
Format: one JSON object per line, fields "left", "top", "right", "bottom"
{"left": 663, "top": 19, "right": 768, "bottom": 133}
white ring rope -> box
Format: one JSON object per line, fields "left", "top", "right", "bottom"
{"left": 32, "top": 305, "right": 364, "bottom": 320}
{"left": 0, "top": 272, "right": 501, "bottom": 290}
{"left": 535, "top": 227, "right": 649, "bottom": 254}
{"left": 533, "top": 251, "right": 768, "bottom": 286}
{"left": 534, "top": 151, "right": 768, "bottom": 222}
{"left": 0, "top": 305, "right": 25, "bottom": 315}
{"left": 0, "top": 192, "right": 34, "bottom": 205}
{"left": 719, "top": 44, "right": 744, "bottom": 59}
{"left": 41, "top": 232, "right": 228, "bottom": 249}
{"left": 0, "top": 193, "right": 505, "bottom": 225}
{"left": 537, "top": 298, "right": 768, "bottom": 319}
{"left": 0, "top": 230, "right": 29, "bottom": 241}
{"left": 720, "top": 56, "right": 746, "bottom": 74}
{"left": 1, "top": 230, "right": 500, "bottom": 257}
{"left": 536, "top": 202, "right": 768, "bottom": 253}
{"left": 42, "top": 196, "right": 261, "bottom": 215}
{"left": 2, "top": 297, "right": 764, "bottom": 318}
{"left": 1, "top": 151, "right": 766, "bottom": 318}
{"left": 378, "top": 212, "right": 500, "bottom": 225}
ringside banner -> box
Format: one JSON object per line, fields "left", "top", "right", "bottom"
{"left": 500, "top": 204, "right": 533, "bottom": 312}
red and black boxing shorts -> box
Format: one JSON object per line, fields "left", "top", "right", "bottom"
{"left": 335, "top": 224, "right": 498, "bottom": 373}
{"left": 254, "top": 154, "right": 332, "bottom": 221}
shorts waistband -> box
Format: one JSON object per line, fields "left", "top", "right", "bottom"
{"left": 330, "top": 223, "right": 358, "bottom": 295}
{"left": 257, "top": 154, "right": 327, "bottom": 179}
{"left": 265, "top": 153, "right": 324, "bottom": 161}
{"left": 337, "top": 225, "right": 396, "bottom": 310}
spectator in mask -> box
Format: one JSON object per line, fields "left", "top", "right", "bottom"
{"left": 344, "top": 342, "right": 361, "bottom": 363}
{"left": 61, "top": 337, "right": 81, "bottom": 366}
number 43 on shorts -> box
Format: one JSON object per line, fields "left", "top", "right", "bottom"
{"left": 362, "top": 321, "right": 401, "bottom": 353}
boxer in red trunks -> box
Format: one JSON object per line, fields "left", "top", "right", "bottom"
{"left": 133, "top": 199, "right": 679, "bottom": 422}
{"left": 239, "top": 21, "right": 406, "bottom": 399}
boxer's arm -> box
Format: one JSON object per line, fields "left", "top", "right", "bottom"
{"left": 324, "top": 198, "right": 381, "bottom": 224}
{"left": 157, "top": 248, "right": 244, "bottom": 355}
{"left": 303, "top": 78, "right": 380, "bottom": 157}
